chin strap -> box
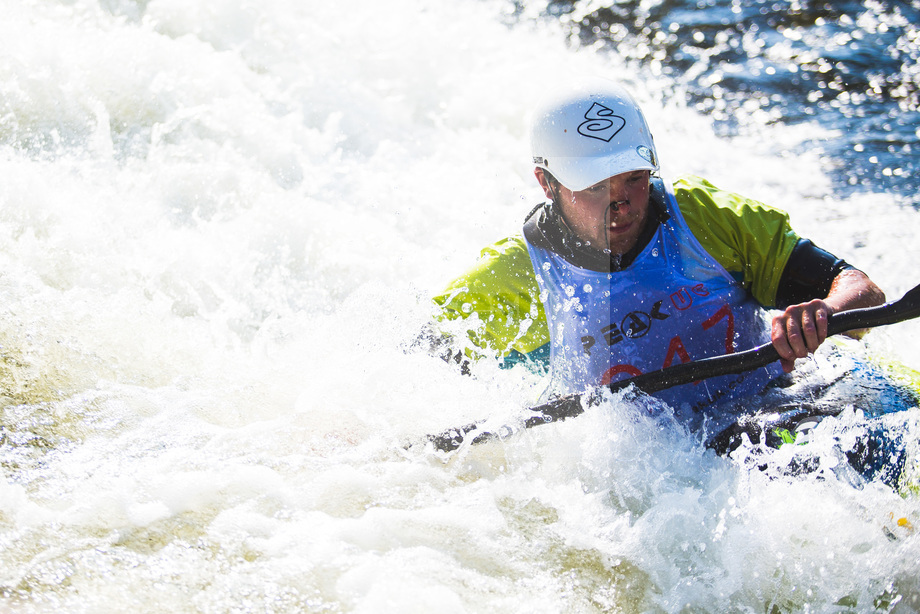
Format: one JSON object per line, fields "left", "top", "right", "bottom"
{"left": 545, "top": 179, "right": 586, "bottom": 248}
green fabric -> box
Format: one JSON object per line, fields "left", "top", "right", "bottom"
{"left": 433, "top": 236, "right": 549, "bottom": 360}
{"left": 673, "top": 175, "right": 799, "bottom": 308}
{"left": 432, "top": 174, "right": 801, "bottom": 363}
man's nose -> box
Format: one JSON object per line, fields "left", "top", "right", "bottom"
{"left": 608, "top": 183, "right": 629, "bottom": 211}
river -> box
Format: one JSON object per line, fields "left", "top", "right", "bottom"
{"left": 2, "top": 0, "right": 920, "bottom": 611}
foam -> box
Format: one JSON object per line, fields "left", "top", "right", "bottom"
{"left": 1, "top": 0, "right": 918, "bottom": 611}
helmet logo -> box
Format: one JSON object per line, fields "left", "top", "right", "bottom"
{"left": 637, "top": 146, "right": 656, "bottom": 166}
{"left": 577, "top": 102, "right": 626, "bottom": 142}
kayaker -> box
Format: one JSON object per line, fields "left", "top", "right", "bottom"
{"left": 429, "top": 77, "right": 887, "bottom": 431}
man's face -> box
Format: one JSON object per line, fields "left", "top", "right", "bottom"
{"left": 536, "top": 169, "right": 651, "bottom": 256}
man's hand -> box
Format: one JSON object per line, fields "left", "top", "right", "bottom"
{"left": 770, "top": 269, "right": 885, "bottom": 373}
{"left": 771, "top": 299, "right": 830, "bottom": 373}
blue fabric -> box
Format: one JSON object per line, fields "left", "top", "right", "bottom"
{"left": 524, "top": 180, "right": 782, "bottom": 433}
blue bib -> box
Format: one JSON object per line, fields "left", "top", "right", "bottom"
{"left": 525, "top": 181, "right": 781, "bottom": 427}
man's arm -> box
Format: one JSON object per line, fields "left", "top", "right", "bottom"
{"left": 428, "top": 235, "right": 550, "bottom": 372}
{"left": 771, "top": 268, "right": 886, "bottom": 373}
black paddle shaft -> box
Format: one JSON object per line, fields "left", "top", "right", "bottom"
{"left": 424, "top": 283, "right": 920, "bottom": 453}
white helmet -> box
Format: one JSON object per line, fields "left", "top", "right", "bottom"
{"left": 530, "top": 79, "right": 659, "bottom": 192}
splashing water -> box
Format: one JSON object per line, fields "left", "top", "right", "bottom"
{"left": 1, "top": 0, "right": 920, "bottom": 612}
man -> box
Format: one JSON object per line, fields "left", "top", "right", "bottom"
{"left": 431, "top": 78, "right": 886, "bottom": 436}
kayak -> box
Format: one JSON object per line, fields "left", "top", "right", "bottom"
{"left": 706, "top": 339, "right": 920, "bottom": 491}
{"left": 422, "top": 340, "right": 920, "bottom": 492}
{"left": 422, "top": 286, "right": 920, "bottom": 492}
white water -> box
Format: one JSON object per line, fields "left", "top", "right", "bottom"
{"left": 2, "top": 0, "right": 920, "bottom": 612}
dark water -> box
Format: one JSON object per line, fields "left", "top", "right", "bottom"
{"left": 518, "top": 0, "right": 920, "bottom": 206}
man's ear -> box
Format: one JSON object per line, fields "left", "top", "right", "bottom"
{"left": 534, "top": 168, "right": 554, "bottom": 200}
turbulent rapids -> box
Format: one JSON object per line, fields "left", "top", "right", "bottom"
{"left": 1, "top": 0, "right": 920, "bottom": 612}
